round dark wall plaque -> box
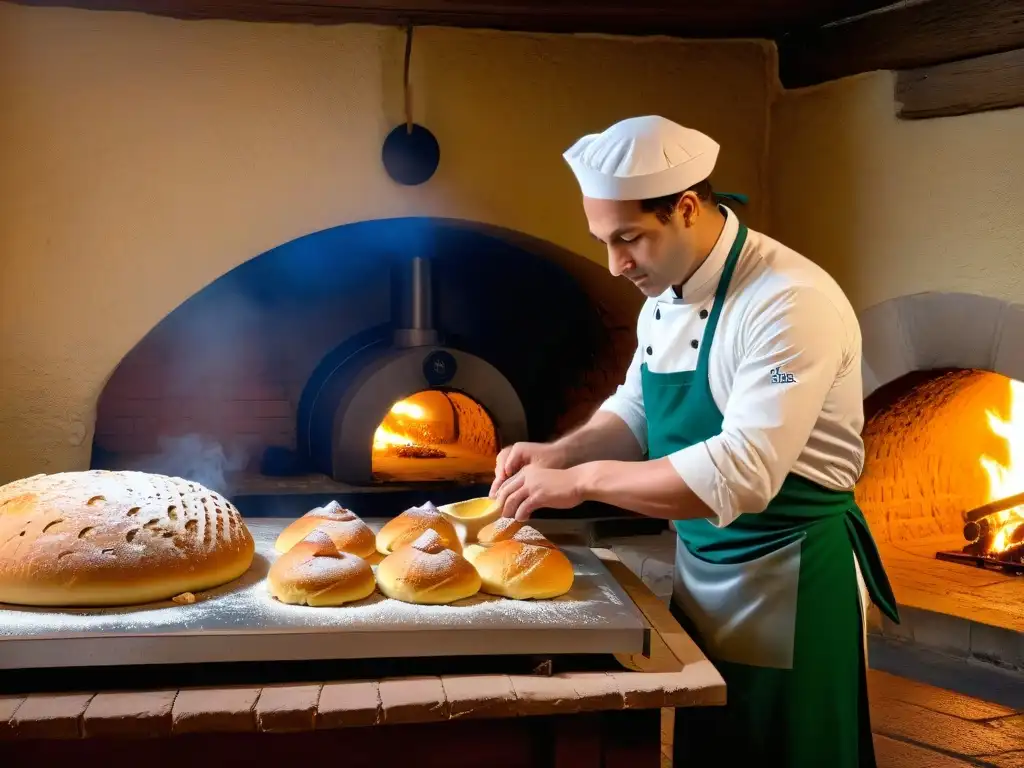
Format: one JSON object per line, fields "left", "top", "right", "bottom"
{"left": 382, "top": 123, "right": 440, "bottom": 186}
{"left": 423, "top": 350, "right": 457, "bottom": 386}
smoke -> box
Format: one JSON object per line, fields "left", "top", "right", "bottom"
{"left": 124, "top": 433, "right": 249, "bottom": 496}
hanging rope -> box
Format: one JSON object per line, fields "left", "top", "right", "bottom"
{"left": 404, "top": 24, "right": 414, "bottom": 135}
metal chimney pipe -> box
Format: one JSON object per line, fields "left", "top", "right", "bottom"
{"left": 392, "top": 255, "right": 440, "bottom": 347}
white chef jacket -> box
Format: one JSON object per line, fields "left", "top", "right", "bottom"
{"left": 600, "top": 206, "right": 865, "bottom": 528}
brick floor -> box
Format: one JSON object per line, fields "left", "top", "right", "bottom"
{"left": 659, "top": 669, "right": 1024, "bottom": 766}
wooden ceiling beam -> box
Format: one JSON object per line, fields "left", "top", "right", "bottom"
{"left": 4, "top": 0, "right": 906, "bottom": 38}
{"left": 776, "top": 0, "right": 1024, "bottom": 89}
{"left": 896, "top": 47, "right": 1024, "bottom": 120}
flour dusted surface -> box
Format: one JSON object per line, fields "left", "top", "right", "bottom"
{"left": 0, "top": 519, "right": 631, "bottom": 638}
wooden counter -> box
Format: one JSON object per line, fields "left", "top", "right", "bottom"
{"left": 0, "top": 550, "right": 724, "bottom": 767}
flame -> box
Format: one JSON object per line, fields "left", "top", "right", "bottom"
{"left": 372, "top": 397, "right": 439, "bottom": 453}
{"left": 979, "top": 378, "right": 1024, "bottom": 553}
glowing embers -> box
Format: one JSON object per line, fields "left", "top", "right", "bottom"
{"left": 373, "top": 393, "right": 451, "bottom": 459}
{"left": 937, "top": 377, "right": 1024, "bottom": 573}
{"left": 370, "top": 391, "right": 499, "bottom": 483}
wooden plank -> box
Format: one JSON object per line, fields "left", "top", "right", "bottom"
{"left": 777, "top": 0, "right": 1024, "bottom": 88}
{"left": 9, "top": 693, "right": 94, "bottom": 739}
{"left": 82, "top": 691, "right": 176, "bottom": 738}
{"left": 440, "top": 675, "right": 518, "bottom": 721}
{"left": 508, "top": 674, "right": 582, "bottom": 717}
{"left": 897, "top": 48, "right": 1024, "bottom": 119}
{"left": 254, "top": 684, "right": 321, "bottom": 733}
{"left": 316, "top": 681, "right": 381, "bottom": 728}
{"left": 986, "top": 751, "right": 1024, "bottom": 768}
{"left": 563, "top": 672, "right": 624, "bottom": 713}
{"left": 870, "top": 698, "right": 1024, "bottom": 757}
{"left": 377, "top": 676, "right": 450, "bottom": 724}
{"left": 0, "top": 695, "right": 26, "bottom": 738}
{"left": 171, "top": 687, "right": 259, "bottom": 734}
{"left": 3, "top": 0, "right": 900, "bottom": 38}
{"left": 867, "top": 670, "right": 1016, "bottom": 721}
{"left": 871, "top": 734, "right": 976, "bottom": 767}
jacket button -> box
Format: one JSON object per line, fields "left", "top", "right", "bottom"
{"left": 646, "top": 346, "right": 653, "bottom": 355}
{"left": 699, "top": 309, "right": 709, "bottom": 319}
{"left": 690, "top": 340, "right": 699, "bottom": 349}
{"left": 655, "top": 309, "right": 661, "bottom": 320}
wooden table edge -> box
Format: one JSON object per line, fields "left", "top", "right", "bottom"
{"left": 1, "top": 547, "right": 725, "bottom": 739}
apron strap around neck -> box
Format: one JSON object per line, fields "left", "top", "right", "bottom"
{"left": 716, "top": 192, "right": 749, "bottom": 206}
{"left": 697, "top": 222, "right": 748, "bottom": 370}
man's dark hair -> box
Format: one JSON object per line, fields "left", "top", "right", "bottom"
{"left": 639, "top": 179, "right": 714, "bottom": 224}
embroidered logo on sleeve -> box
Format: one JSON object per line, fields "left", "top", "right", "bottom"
{"left": 770, "top": 367, "right": 797, "bottom": 384}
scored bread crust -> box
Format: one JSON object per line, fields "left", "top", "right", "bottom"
{"left": 0, "top": 470, "right": 255, "bottom": 607}
{"left": 375, "top": 529, "right": 480, "bottom": 605}
{"left": 375, "top": 502, "right": 461, "bottom": 555}
{"left": 268, "top": 530, "right": 376, "bottom": 606}
{"left": 465, "top": 520, "right": 574, "bottom": 600}
{"left": 477, "top": 517, "right": 556, "bottom": 548}
{"left": 274, "top": 501, "right": 375, "bottom": 558}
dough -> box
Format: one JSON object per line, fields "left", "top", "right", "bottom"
{"left": 375, "top": 501, "right": 461, "bottom": 555}
{"left": 274, "top": 500, "right": 375, "bottom": 558}
{"left": 375, "top": 529, "right": 480, "bottom": 605}
{"left": 0, "top": 470, "right": 254, "bottom": 607}
{"left": 465, "top": 519, "right": 574, "bottom": 600}
{"left": 268, "top": 530, "right": 376, "bottom": 606}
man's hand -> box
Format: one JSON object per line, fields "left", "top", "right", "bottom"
{"left": 488, "top": 442, "right": 566, "bottom": 499}
{"left": 493, "top": 465, "right": 583, "bottom": 521}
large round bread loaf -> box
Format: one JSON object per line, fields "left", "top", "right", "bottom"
{"left": 0, "top": 470, "right": 255, "bottom": 607}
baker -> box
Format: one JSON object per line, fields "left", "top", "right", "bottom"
{"left": 489, "top": 115, "right": 900, "bottom": 766}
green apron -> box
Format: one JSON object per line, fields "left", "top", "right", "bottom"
{"left": 640, "top": 222, "right": 900, "bottom": 766}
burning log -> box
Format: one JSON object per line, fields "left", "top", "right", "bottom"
{"left": 962, "top": 490, "right": 1024, "bottom": 544}
{"left": 942, "top": 491, "right": 1024, "bottom": 572}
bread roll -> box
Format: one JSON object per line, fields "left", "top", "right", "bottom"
{"left": 375, "top": 501, "right": 461, "bottom": 555}
{"left": 466, "top": 520, "right": 574, "bottom": 600}
{"left": 0, "top": 470, "right": 254, "bottom": 607}
{"left": 477, "top": 516, "right": 556, "bottom": 548}
{"left": 268, "top": 530, "right": 376, "bottom": 606}
{"left": 274, "top": 500, "right": 375, "bottom": 557}
{"left": 375, "top": 529, "right": 480, "bottom": 605}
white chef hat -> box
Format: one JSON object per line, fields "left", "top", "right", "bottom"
{"left": 563, "top": 116, "right": 720, "bottom": 201}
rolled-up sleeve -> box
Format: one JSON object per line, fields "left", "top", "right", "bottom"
{"left": 668, "top": 286, "right": 846, "bottom": 527}
{"left": 598, "top": 342, "right": 648, "bottom": 454}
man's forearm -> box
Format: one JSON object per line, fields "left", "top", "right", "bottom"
{"left": 551, "top": 411, "right": 645, "bottom": 467}
{"left": 573, "top": 458, "right": 715, "bottom": 521}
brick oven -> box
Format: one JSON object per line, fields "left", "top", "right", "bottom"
{"left": 91, "top": 217, "right": 637, "bottom": 516}
{"left": 855, "top": 291, "right": 1024, "bottom": 669}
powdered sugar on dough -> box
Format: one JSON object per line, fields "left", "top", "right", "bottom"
{"left": 0, "top": 519, "right": 627, "bottom": 637}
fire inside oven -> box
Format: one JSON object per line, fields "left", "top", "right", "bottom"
{"left": 371, "top": 389, "right": 498, "bottom": 483}
{"left": 937, "top": 491, "right": 1024, "bottom": 573}
{"left": 934, "top": 375, "right": 1024, "bottom": 574}
{"left": 859, "top": 368, "right": 1024, "bottom": 575}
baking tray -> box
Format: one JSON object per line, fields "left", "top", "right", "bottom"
{"left": 0, "top": 518, "right": 649, "bottom": 669}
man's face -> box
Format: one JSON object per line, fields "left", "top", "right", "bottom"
{"left": 583, "top": 196, "right": 698, "bottom": 297}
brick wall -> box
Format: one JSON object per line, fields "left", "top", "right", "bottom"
{"left": 554, "top": 323, "right": 637, "bottom": 436}
{"left": 856, "top": 369, "right": 1013, "bottom": 545}
{"left": 94, "top": 320, "right": 295, "bottom": 471}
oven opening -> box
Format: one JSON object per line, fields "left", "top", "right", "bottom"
{"left": 371, "top": 389, "right": 498, "bottom": 484}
